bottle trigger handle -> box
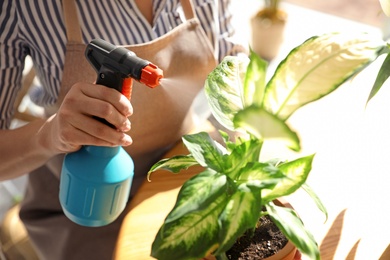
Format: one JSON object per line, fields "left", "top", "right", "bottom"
{"left": 122, "top": 78, "right": 133, "bottom": 100}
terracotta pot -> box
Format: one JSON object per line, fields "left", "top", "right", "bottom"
{"left": 265, "top": 240, "right": 297, "bottom": 260}
{"left": 250, "top": 8, "right": 288, "bottom": 61}
{"left": 203, "top": 242, "right": 296, "bottom": 260}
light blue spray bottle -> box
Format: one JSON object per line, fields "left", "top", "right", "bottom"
{"left": 59, "top": 39, "right": 163, "bottom": 227}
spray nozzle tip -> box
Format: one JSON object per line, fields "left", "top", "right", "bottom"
{"left": 140, "top": 63, "right": 163, "bottom": 88}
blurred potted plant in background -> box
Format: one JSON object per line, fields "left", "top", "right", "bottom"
{"left": 148, "top": 31, "right": 387, "bottom": 260}
{"left": 251, "top": 0, "right": 287, "bottom": 61}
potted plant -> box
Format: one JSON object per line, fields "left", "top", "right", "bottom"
{"left": 147, "top": 32, "right": 387, "bottom": 260}
{"left": 251, "top": 0, "right": 287, "bottom": 61}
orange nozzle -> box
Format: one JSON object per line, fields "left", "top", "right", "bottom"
{"left": 140, "top": 63, "right": 163, "bottom": 88}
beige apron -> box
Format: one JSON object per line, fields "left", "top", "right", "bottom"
{"left": 19, "top": 0, "right": 217, "bottom": 259}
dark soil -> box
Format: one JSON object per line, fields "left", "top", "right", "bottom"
{"left": 226, "top": 214, "right": 288, "bottom": 260}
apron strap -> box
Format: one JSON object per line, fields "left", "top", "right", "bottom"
{"left": 180, "top": 0, "right": 196, "bottom": 20}
{"left": 62, "top": 0, "right": 83, "bottom": 43}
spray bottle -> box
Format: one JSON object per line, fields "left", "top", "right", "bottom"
{"left": 59, "top": 39, "right": 163, "bottom": 227}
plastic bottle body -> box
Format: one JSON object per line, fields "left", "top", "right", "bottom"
{"left": 59, "top": 146, "right": 134, "bottom": 227}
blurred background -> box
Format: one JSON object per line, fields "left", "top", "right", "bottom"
{"left": 286, "top": 0, "right": 383, "bottom": 27}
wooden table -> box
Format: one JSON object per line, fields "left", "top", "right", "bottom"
{"left": 114, "top": 3, "right": 390, "bottom": 260}
{"left": 114, "top": 141, "right": 202, "bottom": 260}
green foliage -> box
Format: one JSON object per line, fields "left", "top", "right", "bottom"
{"left": 367, "top": 50, "right": 390, "bottom": 103}
{"left": 149, "top": 32, "right": 387, "bottom": 260}
{"left": 380, "top": 0, "right": 390, "bottom": 16}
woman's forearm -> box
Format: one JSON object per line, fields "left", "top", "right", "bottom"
{"left": 0, "top": 118, "right": 56, "bottom": 180}
{"left": 0, "top": 83, "right": 134, "bottom": 181}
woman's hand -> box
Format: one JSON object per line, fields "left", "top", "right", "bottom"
{"left": 42, "top": 82, "right": 133, "bottom": 154}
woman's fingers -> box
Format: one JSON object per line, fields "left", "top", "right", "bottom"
{"left": 53, "top": 82, "right": 134, "bottom": 152}
{"left": 66, "top": 114, "right": 133, "bottom": 146}
{"left": 80, "top": 82, "right": 133, "bottom": 117}
{"left": 71, "top": 83, "right": 133, "bottom": 130}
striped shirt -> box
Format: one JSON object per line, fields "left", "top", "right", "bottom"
{"left": 0, "top": 0, "right": 244, "bottom": 129}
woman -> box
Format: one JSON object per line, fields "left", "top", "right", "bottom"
{"left": 0, "top": 0, "right": 246, "bottom": 259}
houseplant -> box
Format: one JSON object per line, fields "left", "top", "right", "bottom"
{"left": 251, "top": 0, "right": 287, "bottom": 61}
{"left": 148, "top": 32, "right": 388, "bottom": 260}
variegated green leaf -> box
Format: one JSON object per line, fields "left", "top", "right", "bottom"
{"left": 264, "top": 32, "right": 386, "bottom": 120}
{"left": 204, "top": 55, "right": 250, "bottom": 130}
{"left": 165, "top": 170, "right": 231, "bottom": 223}
{"left": 301, "top": 183, "right": 328, "bottom": 222}
{"left": 183, "top": 132, "right": 227, "bottom": 172}
{"left": 226, "top": 138, "right": 263, "bottom": 179}
{"left": 266, "top": 202, "right": 320, "bottom": 260}
{"left": 151, "top": 184, "right": 229, "bottom": 260}
{"left": 367, "top": 52, "right": 390, "bottom": 103}
{"left": 215, "top": 184, "right": 262, "bottom": 254}
{"left": 237, "top": 161, "right": 284, "bottom": 185}
{"left": 380, "top": 0, "right": 390, "bottom": 16}
{"left": 244, "top": 50, "right": 267, "bottom": 107}
{"left": 262, "top": 154, "right": 314, "bottom": 202}
{"left": 147, "top": 155, "right": 198, "bottom": 179}
{"left": 234, "top": 106, "right": 300, "bottom": 151}
{"left": 219, "top": 130, "right": 231, "bottom": 146}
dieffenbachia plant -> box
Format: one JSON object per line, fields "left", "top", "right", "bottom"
{"left": 380, "top": 0, "right": 390, "bottom": 16}
{"left": 148, "top": 32, "right": 387, "bottom": 260}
